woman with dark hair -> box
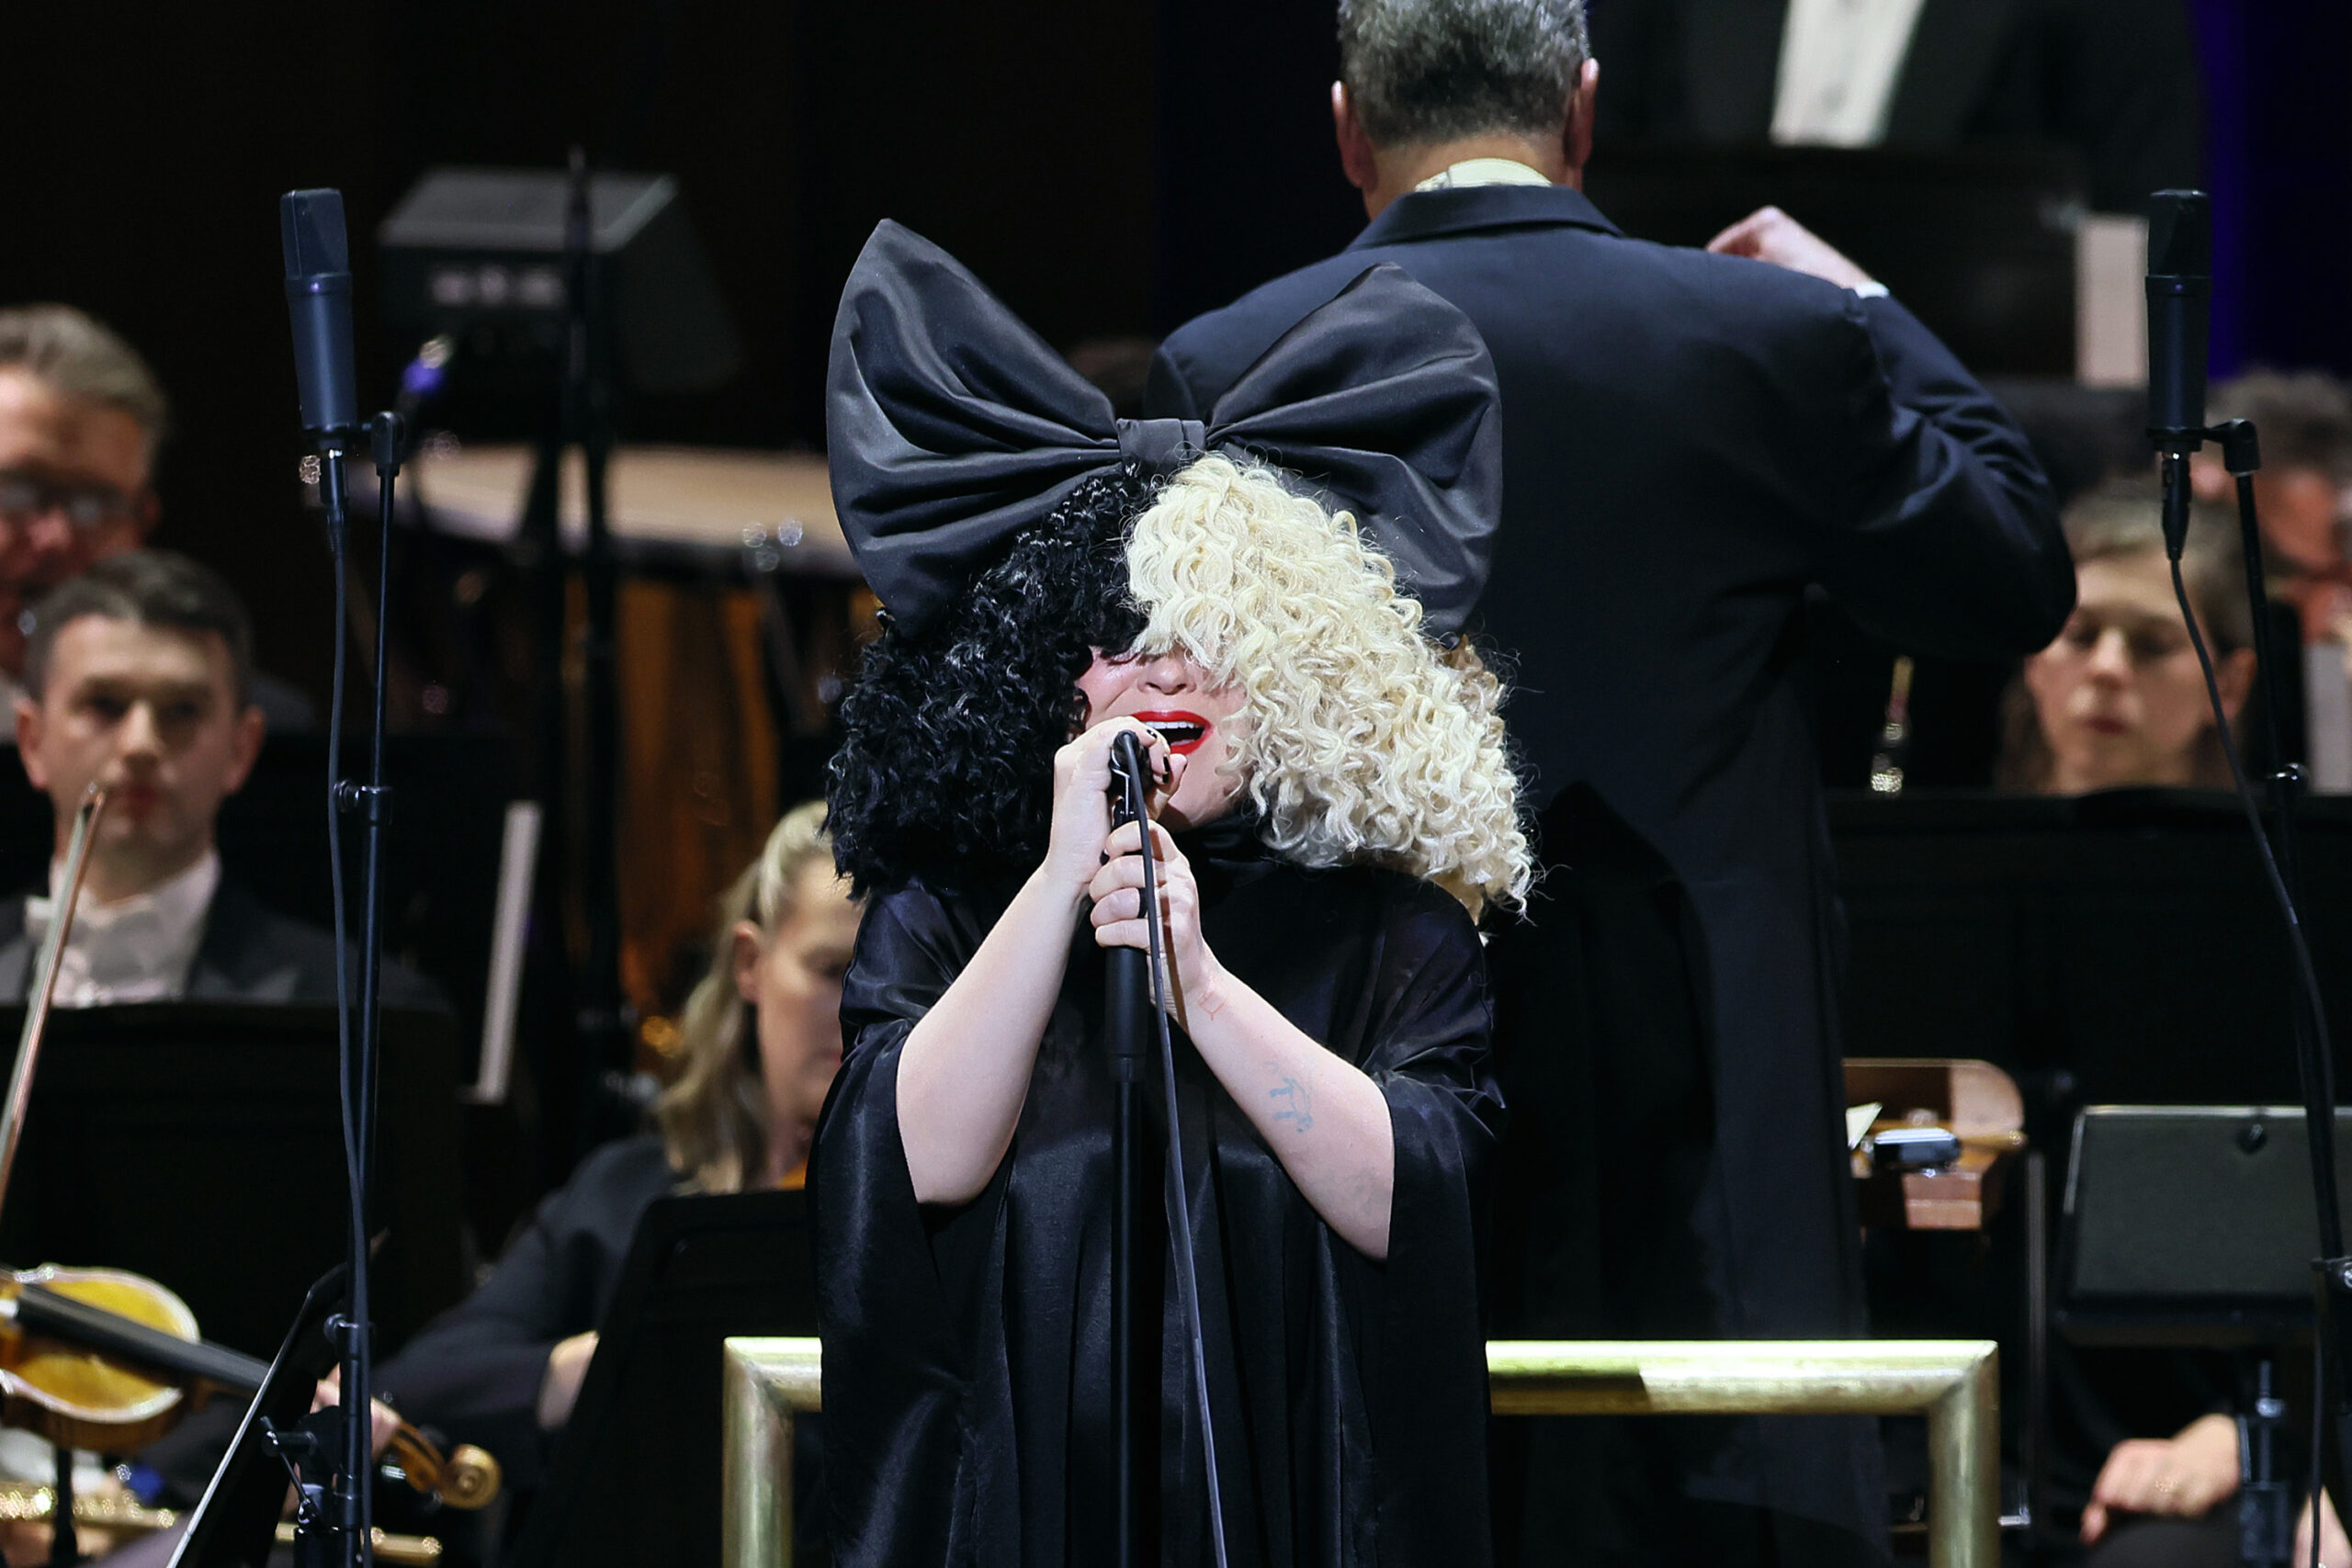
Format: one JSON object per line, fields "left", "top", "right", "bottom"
{"left": 815, "top": 222, "right": 1524, "bottom": 1566}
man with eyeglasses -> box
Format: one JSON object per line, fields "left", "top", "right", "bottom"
{"left": 0, "top": 307, "right": 164, "bottom": 694}
{"left": 0, "top": 305, "right": 310, "bottom": 729}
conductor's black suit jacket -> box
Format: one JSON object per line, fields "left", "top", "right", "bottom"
{"left": 1149, "top": 183, "right": 2071, "bottom": 1549}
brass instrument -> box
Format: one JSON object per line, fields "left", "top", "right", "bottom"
{"left": 0, "top": 1482, "right": 447, "bottom": 1564}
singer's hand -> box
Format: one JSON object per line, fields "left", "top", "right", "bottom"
{"left": 1042, "top": 719, "right": 1182, "bottom": 896}
{"left": 1707, "top": 206, "right": 1877, "bottom": 292}
{"left": 1089, "top": 819, "right": 1217, "bottom": 1022}
{"left": 2296, "top": 1489, "right": 2351, "bottom": 1568}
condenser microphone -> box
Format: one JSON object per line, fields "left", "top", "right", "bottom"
{"left": 280, "top": 188, "right": 359, "bottom": 442}
{"left": 2145, "top": 189, "right": 2211, "bottom": 458}
{"left": 2147, "top": 190, "right": 2212, "bottom": 559}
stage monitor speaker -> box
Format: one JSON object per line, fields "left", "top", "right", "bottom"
{"left": 378, "top": 166, "right": 741, "bottom": 396}
{"left": 2059, "top": 1104, "right": 2352, "bottom": 1345}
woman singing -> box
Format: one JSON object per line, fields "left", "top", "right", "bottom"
{"left": 815, "top": 223, "right": 1527, "bottom": 1567}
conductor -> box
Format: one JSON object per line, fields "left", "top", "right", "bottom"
{"left": 1149, "top": 3, "right": 2074, "bottom": 1563}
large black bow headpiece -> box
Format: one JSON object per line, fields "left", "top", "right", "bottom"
{"left": 826, "top": 220, "right": 1501, "bottom": 639}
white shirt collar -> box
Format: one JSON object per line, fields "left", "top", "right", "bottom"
{"left": 1414, "top": 158, "right": 1555, "bottom": 193}
{"left": 26, "top": 851, "right": 221, "bottom": 1007}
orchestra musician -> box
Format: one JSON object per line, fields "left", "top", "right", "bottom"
{"left": 85, "top": 801, "right": 857, "bottom": 1565}
{"left": 0, "top": 549, "right": 436, "bottom": 1009}
{"left": 0, "top": 306, "right": 310, "bottom": 730}
{"left": 814, "top": 224, "right": 1526, "bottom": 1564}
{"left": 1999, "top": 476, "right": 2256, "bottom": 795}
{"left": 1990, "top": 476, "right": 2347, "bottom": 1567}
{"left": 316, "top": 799, "right": 856, "bottom": 1487}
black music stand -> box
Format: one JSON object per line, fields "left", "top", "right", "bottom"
{"left": 0, "top": 1003, "right": 466, "bottom": 1358}
{"left": 165, "top": 1264, "right": 349, "bottom": 1568}
{"left": 2058, "top": 1106, "right": 2352, "bottom": 1565}
{"left": 0, "top": 736, "right": 513, "bottom": 1081}
{"left": 505, "top": 1187, "right": 820, "bottom": 1568}
{"left": 2060, "top": 1105, "right": 2352, "bottom": 1348}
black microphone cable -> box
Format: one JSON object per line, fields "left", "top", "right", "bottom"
{"left": 1111, "top": 731, "right": 1232, "bottom": 1568}
{"left": 2165, "top": 505, "right": 2340, "bottom": 1568}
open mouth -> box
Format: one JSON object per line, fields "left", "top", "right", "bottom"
{"left": 1133, "top": 710, "right": 1210, "bottom": 755}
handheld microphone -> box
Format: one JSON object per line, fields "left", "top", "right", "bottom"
{"left": 1104, "top": 730, "right": 1150, "bottom": 1069}
{"left": 280, "top": 189, "right": 360, "bottom": 443}
{"left": 1107, "top": 730, "right": 1149, "bottom": 823}
{"left": 2146, "top": 190, "right": 2212, "bottom": 559}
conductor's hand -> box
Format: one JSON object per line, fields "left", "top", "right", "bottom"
{"left": 2079, "top": 1412, "right": 2240, "bottom": 1543}
{"left": 1043, "top": 719, "right": 1182, "bottom": 896}
{"left": 1090, "top": 819, "right": 1216, "bottom": 1023}
{"left": 311, "top": 1367, "right": 402, "bottom": 1461}
{"left": 1707, "top": 206, "right": 1877, "bottom": 292}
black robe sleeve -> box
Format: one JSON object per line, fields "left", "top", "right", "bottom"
{"left": 1355, "top": 886, "right": 1503, "bottom": 1566}
{"left": 811, "top": 884, "right": 1005, "bottom": 1564}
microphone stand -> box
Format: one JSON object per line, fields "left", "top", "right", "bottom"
{"left": 1102, "top": 732, "right": 1230, "bottom": 1568}
{"left": 2158, "top": 423, "right": 2352, "bottom": 1566}
{"left": 286, "top": 412, "right": 407, "bottom": 1568}
{"left": 1104, "top": 743, "right": 1151, "bottom": 1568}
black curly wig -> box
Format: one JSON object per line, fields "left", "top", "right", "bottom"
{"left": 828, "top": 467, "right": 1158, "bottom": 894}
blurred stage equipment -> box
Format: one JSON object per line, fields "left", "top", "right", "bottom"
{"left": 379, "top": 166, "right": 740, "bottom": 399}
{"left": 378, "top": 159, "right": 745, "bottom": 1146}
{"left": 368, "top": 440, "right": 858, "bottom": 1034}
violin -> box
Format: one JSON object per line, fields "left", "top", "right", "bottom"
{"left": 0, "top": 787, "right": 501, "bottom": 1512}
{"left": 0, "top": 1260, "right": 500, "bottom": 1508}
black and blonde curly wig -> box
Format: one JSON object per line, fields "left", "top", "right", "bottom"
{"left": 828, "top": 467, "right": 1152, "bottom": 894}
{"left": 830, "top": 453, "right": 1534, "bottom": 911}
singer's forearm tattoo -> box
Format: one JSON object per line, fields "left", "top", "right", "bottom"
{"left": 1269, "top": 1070, "right": 1315, "bottom": 1134}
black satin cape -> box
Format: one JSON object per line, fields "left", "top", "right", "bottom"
{"left": 811, "top": 826, "right": 1499, "bottom": 1567}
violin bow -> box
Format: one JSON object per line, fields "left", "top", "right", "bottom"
{"left": 0, "top": 784, "right": 108, "bottom": 1216}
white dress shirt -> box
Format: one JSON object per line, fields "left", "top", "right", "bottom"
{"left": 1770, "top": 0, "right": 1930, "bottom": 149}
{"left": 1415, "top": 157, "right": 1555, "bottom": 193}
{"left": 25, "top": 851, "right": 220, "bottom": 1006}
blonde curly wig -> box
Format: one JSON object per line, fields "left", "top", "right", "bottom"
{"left": 1125, "top": 454, "right": 1532, "bottom": 911}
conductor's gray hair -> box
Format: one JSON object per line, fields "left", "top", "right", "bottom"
{"left": 1338, "top": 0, "right": 1590, "bottom": 147}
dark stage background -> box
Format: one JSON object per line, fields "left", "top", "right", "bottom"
{"left": 8, "top": 0, "right": 2346, "bottom": 711}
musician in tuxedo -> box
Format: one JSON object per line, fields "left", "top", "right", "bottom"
{"left": 0, "top": 549, "right": 435, "bottom": 1008}
{"left": 1588, "top": 0, "right": 2201, "bottom": 215}
{"left": 1148, "top": 3, "right": 2071, "bottom": 1562}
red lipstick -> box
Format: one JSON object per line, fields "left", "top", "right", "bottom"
{"left": 1131, "top": 709, "right": 1211, "bottom": 755}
